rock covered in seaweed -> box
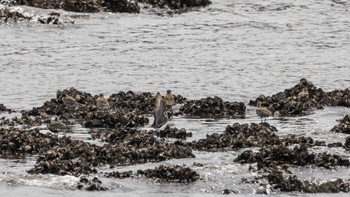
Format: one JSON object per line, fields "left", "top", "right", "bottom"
{"left": 249, "top": 78, "right": 350, "bottom": 116}
{"left": 331, "top": 115, "right": 350, "bottom": 134}
{"left": 191, "top": 123, "right": 279, "bottom": 151}
{"left": 179, "top": 96, "right": 246, "bottom": 118}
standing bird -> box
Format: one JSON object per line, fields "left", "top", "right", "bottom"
{"left": 96, "top": 93, "right": 110, "bottom": 110}
{"left": 298, "top": 87, "right": 309, "bottom": 101}
{"left": 62, "top": 94, "right": 81, "bottom": 109}
{"left": 256, "top": 102, "right": 273, "bottom": 123}
{"left": 165, "top": 90, "right": 175, "bottom": 107}
{"left": 47, "top": 117, "right": 72, "bottom": 133}
{"left": 151, "top": 92, "right": 168, "bottom": 128}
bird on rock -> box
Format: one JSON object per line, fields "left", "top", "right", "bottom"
{"left": 47, "top": 118, "right": 72, "bottom": 133}
{"left": 165, "top": 90, "right": 175, "bottom": 107}
{"left": 151, "top": 92, "right": 168, "bottom": 128}
{"left": 256, "top": 102, "right": 273, "bottom": 123}
{"left": 96, "top": 93, "right": 110, "bottom": 110}
{"left": 62, "top": 94, "right": 81, "bottom": 109}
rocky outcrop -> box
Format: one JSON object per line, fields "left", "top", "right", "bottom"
{"left": 235, "top": 144, "right": 350, "bottom": 170}
{"left": 28, "top": 135, "right": 194, "bottom": 176}
{"left": 179, "top": 96, "right": 246, "bottom": 118}
{"left": 249, "top": 78, "right": 350, "bottom": 116}
{"left": 0, "top": 5, "right": 74, "bottom": 24}
{"left": 11, "top": 0, "right": 211, "bottom": 13}
{"left": 191, "top": 123, "right": 279, "bottom": 151}
{"left": 106, "top": 165, "right": 200, "bottom": 183}
{"left": 15, "top": 0, "right": 140, "bottom": 13}
{"left": 331, "top": 115, "right": 350, "bottom": 134}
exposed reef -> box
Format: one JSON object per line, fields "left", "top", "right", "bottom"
{"left": 249, "top": 78, "right": 350, "bottom": 116}
{"left": 28, "top": 135, "right": 194, "bottom": 176}
{"left": 106, "top": 165, "right": 199, "bottom": 183}
{"left": 331, "top": 115, "right": 350, "bottom": 134}
{"left": 0, "top": 5, "right": 74, "bottom": 25}
{"left": 266, "top": 169, "right": 350, "bottom": 193}
{"left": 191, "top": 123, "right": 278, "bottom": 151}
{"left": 179, "top": 96, "right": 246, "bottom": 118}
{"left": 8, "top": 0, "right": 211, "bottom": 14}
{"left": 235, "top": 144, "right": 350, "bottom": 170}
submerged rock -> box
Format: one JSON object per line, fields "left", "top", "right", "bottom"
{"left": 77, "top": 176, "right": 109, "bottom": 191}
{"left": 191, "top": 123, "right": 279, "bottom": 151}
{"left": 331, "top": 115, "right": 350, "bottom": 134}
{"left": 249, "top": 78, "right": 350, "bottom": 116}
{"left": 139, "top": 0, "right": 211, "bottom": 9}
{"left": 179, "top": 96, "right": 246, "bottom": 118}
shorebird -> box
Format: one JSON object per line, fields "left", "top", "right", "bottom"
{"left": 256, "top": 102, "right": 273, "bottom": 123}
{"left": 151, "top": 92, "right": 168, "bottom": 128}
{"left": 96, "top": 93, "right": 110, "bottom": 110}
{"left": 62, "top": 95, "right": 81, "bottom": 109}
{"left": 297, "top": 87, "right": 309, "bottom": 101}
{"left": 165, "top": 90, "right": 175, "bottom": 107}
{"left": 47, "top": 118, "right": 71, "bottom": 133}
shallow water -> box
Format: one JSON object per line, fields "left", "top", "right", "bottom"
{"left": 1, "top": 0, "right": 350, "bottom": 196}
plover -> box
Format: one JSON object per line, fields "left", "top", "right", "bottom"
{"left": 62, "top": 95, "right": 81, "bottom": 109}
{"left": 165, "top": 90, "right": 175, "bottom": 107}
{"left": 47, "top": 118, "right": 71, "bottom": 133}
{"left": 298, "top": 87, "right": 309, "bottom": 101}
{"left": 256, "top": 102, "right": 273, "bottom": 123}
{"left": 96, "top": 93, "right": 110, "bottom": 110}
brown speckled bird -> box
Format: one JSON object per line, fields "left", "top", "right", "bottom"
{"left": 256, "top": 102, "right": 273, "bottom": 123}
{"left": 96, "top": 93, "right": 110, "bottom": 110}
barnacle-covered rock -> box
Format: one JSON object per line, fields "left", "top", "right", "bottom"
{"left": 77, "top": 176, "right": 109, "bottom": 191}
{"left": 331, "top": 115, "right": 350, "bottom": 134}
{"left": 191, "top": 123, "right": 279, "bottom": 151}
{"left": 15, "top": 0, "right": 140, "bottom": 13}
{"left": 106, "top": 165, "right": 200, "bottom": 183}
{"left": 266, "top": 170, "right": 350, "bottom": 193}
{"left": 158, "top": 125, "right": 192, "bottom": 139}
{"left": 0, "top": 128, "right": 59, "bottom": 158}
{"left": 234, "top": 144, "right": 350, "bottom": 170}
{"left": 179, "top": 96, "right": 246, "bottom": 118}
{"left": 139, "top": 165, "right": 199, "bottom": 183}
{"left": 249, "top": 78, "right": 350, "bottom": 116}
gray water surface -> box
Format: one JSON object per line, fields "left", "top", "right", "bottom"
{"left": 1, "top": 0, "right": 350, "bottom": 196}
